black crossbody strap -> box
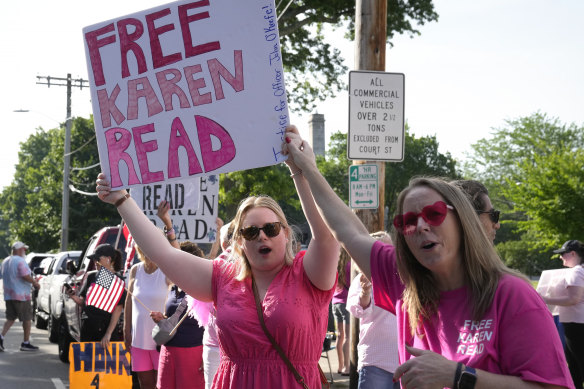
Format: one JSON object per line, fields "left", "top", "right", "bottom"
{"left": 252, "top": 277, "right": 309, "bottom": 389}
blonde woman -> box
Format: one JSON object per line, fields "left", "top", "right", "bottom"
{"left": 95, "top": 145, "right": 339, "bottom": 388}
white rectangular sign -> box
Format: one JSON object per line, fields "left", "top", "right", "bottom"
{"left": 130, "top": 176, "right": 219, "bottom": 244}
{"left": 348, "top": 71, "right": 405, "bottom": 161}
{"left": 83, "top": 0, "right": 289, "bottom": 190}
{"left": 349, "top": 164, "right": 378, "bottom": 209}
{"left": 536, "top": 268, "right": 570, "bottom": 316}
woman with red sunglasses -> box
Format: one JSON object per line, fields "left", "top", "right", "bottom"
{"left": 283, "top": 126, "right": 573, "bottom": 389}
{"left": 94, "top": 141, "right": 339, "bottom": 389}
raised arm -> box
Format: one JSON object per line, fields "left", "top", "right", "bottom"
{"left": 96, "top": 173, "right": 213, "bottom": 302}
{"left": 284, "top": 131, "right": 339, "bottom": 290}
{"left": 283, "top": 127, "right": 376, "bottom": 279}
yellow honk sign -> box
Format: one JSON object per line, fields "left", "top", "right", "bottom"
{"left": 69, "top": 342, "right": 132, "bottom": 388}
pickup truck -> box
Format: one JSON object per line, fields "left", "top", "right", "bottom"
{"left": 57, "top": 226, "right": 135, "bottom": 363}
{"left": 35, "top": 251, "right": 81, "bottom": 342}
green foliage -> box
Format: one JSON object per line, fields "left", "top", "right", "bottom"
{"left": 279, "top": 0, "right": 438, "bottom": 111}
{"left": 218, "top": 163, "right": 303, "bottom": 225}
{"left": 0, "top": 117, "right": 120, "bottom": 252}
{"left": 465, "top": 113, "right": 584, "bottom": 270}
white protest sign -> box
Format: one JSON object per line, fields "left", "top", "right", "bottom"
{"left": 131, "top": 175, "right": 219, "bottom": 244}
{"left": 536, "top": 268, "right": 570, "bottom": 316}
{"left": 83, "top": 0, "right": 289, "bottom": 190}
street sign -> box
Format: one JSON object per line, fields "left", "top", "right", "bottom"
{"left": 348, "top": 71, "right": 405, "bottom": 161}
{"left": 349, "top": 164, "right": 379, "bottom": 209}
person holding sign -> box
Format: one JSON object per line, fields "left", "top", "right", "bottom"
{"left": 94, "top": 140, "right": 339, "bottom": 388}
{"left": 68, "top": 244, "right": 126, "bottom": 348}
{"left": 282, "top": 126, "right": 574, "bottom": 389}
{"left": 539, "top": 240, "right": 584, "bottom": 389}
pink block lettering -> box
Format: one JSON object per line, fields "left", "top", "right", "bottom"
{"left": 195, "top": 115, "right": 235, "bottom": 172}
{"left": 146, "top": 8, "right": 182, "bottom": 69}
{"left": 156, "top": 69, "right": 191, "bottom": 111}
{"left": 179, "top": 1, "right": 221, "bottom": 58}
{"left": 167, "top": 117, "right": 203, "bottom": 178}
{"left": 184, "top": 64, "right": 212, "bottom": 106}
{"left": 117, "top": 18, "right": 148, "bottom": 79}
{"left": 132, "top": 124, "right": 164, "bottom": 184}
{"left": 85, "top": 23, "right": 117, "bottom": 87}
{"left": 127, "top": 77, "right": 164, "bottom": 120}
{"left": 105, "top": 128, "right": 141, "bottom": 187}
{"left": 208, "top": 50, "right": 244, "bottom": 100}
{"left": 97, "top": 85, "right": 125, "bottom": 129}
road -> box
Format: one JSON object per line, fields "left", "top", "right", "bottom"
{"left": 0, "top": 281, "right": 69, "bottom": 389}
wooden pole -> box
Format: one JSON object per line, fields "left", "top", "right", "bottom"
{"left": 350, "top": 0, "right": 387, "bottom": 387}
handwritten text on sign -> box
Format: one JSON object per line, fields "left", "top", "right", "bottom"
{"left": 69, "top": 342, "right": 131, "bottom": 389}
{"left": 130, "top": 176, "right": 219, "bottom": 243}
{"left": 83, "top": 0, "right": 289, "bottom": 190}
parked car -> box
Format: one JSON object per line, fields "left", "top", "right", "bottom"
{"left": 35, "top": 251, "right": 81, "bottom": 341}
{"left": 58, "top": 226, "right": 136, "bottom": 363}
{"left": 29, "top": 253, "right": 56, "bottom": 326}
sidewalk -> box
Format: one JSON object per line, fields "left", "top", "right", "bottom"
{"left": 319, "top": 340, "right": 351, "bottom": 388}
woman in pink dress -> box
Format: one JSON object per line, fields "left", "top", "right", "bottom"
{"left": 95, "top": 128, "right": 339, "bottom": 388}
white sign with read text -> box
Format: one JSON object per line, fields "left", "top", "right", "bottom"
{"left": 83, "top": 0, "right": 289, "bottom": 190}
{"left": 349, "top": 164, "right": 379, "bottom": 209}
{"left": 348, "top": 71, "right": 405, "bottom": 161}
{"left": 130, "top": 176, "right": 219, "bottom": 244}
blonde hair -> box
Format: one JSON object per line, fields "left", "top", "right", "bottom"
{"left": 231, "top": 196, "right": 295, "bottom": 281}
{"left": 394, "top": 177, "right": 526, "bottom": 336}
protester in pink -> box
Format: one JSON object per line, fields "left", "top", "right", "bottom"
{"left": 95, "top": 135, "right": 339, "bottom": 388}
{"left": 283, "top": 126, "right": 574, "bottom": 389}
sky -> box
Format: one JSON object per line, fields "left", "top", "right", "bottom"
{"left": 1, "top": 0, "right": 583, "bottom": 191}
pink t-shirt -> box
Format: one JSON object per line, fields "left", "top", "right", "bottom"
{"left": 370, "top": 241, "right": 574, "bottom": 389}
{"left": 211, "top": 252, "right": 334, "bottom": 389}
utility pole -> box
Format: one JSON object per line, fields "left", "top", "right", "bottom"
{"left": 36, "top": 74, "right": 89, "bottom": 251}
{"left": 350, "top": 0, "right": 387, "bottom": 388}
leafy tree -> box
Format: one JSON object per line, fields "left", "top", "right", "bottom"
{"left": 464, "top": 113, "right": 584, "bottom": 265}
{"left": 0, "top": 117, "right": 120, "bottom": 252}
{"left": 279, "top": 0, "right": 438, "bottom": 110}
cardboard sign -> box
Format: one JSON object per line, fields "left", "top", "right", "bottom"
{"left": 131, "top": 176, "right": 219, "bottom": 243}
{"left": 536, "top": 268, "right": 570, "bottom": 315}
{"left": 83, "top": 0, "right": 289, "bottom": 190}
{"left": 69, "top": 342, "right": 132, "bottom": 389}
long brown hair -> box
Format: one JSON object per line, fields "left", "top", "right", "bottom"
{"left": 394, "top": 177, "right": 526, "bottom": 336}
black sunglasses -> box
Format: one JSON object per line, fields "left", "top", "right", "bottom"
{"left": 478, "top": 209, "right": 500, "bottom": 223}
{"left": 240, "top": 222, "right": 283, "bottom": 241}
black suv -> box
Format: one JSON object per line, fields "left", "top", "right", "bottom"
{"left": 57, "top": 226, "right": 136, "bottom": 362}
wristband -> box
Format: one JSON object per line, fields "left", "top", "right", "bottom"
{"left": 115, "top": 193, "right": 130, "bottom": 207}
{"left": 163, "top": 225, "right": 175, "bottom": 236}
{"left": 453, "top": 362, "right": 463, "bottom": 389}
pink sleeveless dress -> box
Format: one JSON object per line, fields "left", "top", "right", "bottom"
{"left": 211, "top": 252, "right": 334, "bottom": 389}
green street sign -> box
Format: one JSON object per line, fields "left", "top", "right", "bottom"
{"left": 349, "top": 164, "right": 379, "bottom": 209}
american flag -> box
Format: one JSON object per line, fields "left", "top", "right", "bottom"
{"left": 86, "top": 267, "right": 125, "bottom": 313}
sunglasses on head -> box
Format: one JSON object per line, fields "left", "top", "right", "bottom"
{"left": 478, "top": 209, "right": 500, "bottom": 223}
{"left": 393, "top": 201, "right": 453, "bottom": 235}
{"left": 240, "top": 222, "right": 283, "bottom": 241}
